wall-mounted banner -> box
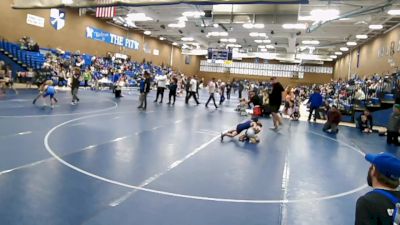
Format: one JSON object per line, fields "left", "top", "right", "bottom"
{"left": 13, "top": 0, "right": 309, "bottom": 8}
{"left": 26, "top": 14, "right": 45, "bottom": 27}
{"left": 85, "top": 27, "right": 139, "bottom": 50}
{"left": 50, "top": 9, "right": 65, "bottom": 30}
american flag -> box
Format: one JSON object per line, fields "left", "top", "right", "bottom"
{"left": 95, "top": 0, "right": 116, "bottom": 18}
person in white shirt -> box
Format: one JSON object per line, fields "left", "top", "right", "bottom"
{"left": 205, "top": 78, "right": 218, "bottom": 109}
{"left": 185, "top": 76, "right": 200, "bottom": 105}
{"left": 354, "top": 87, "right": 366, "bottom": 100}
{"left": 154, "top": 73, "right": 167, "bottom": 103}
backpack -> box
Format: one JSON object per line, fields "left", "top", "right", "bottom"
{"left": 370, "top": 189, "right": 400, "bottom": 225}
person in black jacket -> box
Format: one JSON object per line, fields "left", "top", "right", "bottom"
{"left": 167, "top": 77, "right": 178, "bottom": 105}
{"left": 138, "top": 71, "right": 151, "bottom": 110}
{"left": 70, "top": 67, "right": 81, "bottom": 105}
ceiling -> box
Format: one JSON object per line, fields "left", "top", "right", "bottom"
{"left": 89, "top": 0, "right": 400, "bottom": 62}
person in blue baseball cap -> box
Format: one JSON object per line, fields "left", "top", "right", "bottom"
{"left": 355, "top": 152, "right": 400, "bottom": 225}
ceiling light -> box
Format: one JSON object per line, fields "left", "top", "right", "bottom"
{"left": 177, "top": 16, "right": 188, "bottom": 22}
{"left": 260, "top": 49, "right": 268, "bottom": 52}
{"left": 282, "top": 23, "right": 307, "bottom": 30}
{"left": 219, "top": 32, "right": 228, "bottom": 36}
{"left": 335, "top": 51, "right": 343, "bottom": 55}
{"left": 159, "top": 37, "right": 165, "bottom": 41}
{"left": 182, "top": 11, "right": 205, "bottom": 18}
{"left": 243, "top": 23, "right": 254, "bottom": 29}
{"left": 266, "top": 45, "right": 275, "bottom": 49}
{"left": 226, "top": 44, "right": 241, "bottom": 48}
{"left": 356, "top": 34, "right": 368, "bottom": 39}
{"left": 254, "top": 40, "right": 262, "bottom": 43}
{"left": 346, "top": 41, "right": 357, "bottom": 46}
{"left": 144, "top": 30, "right": 151, "bottom": 35}
{"left": 172, "top": 42, "right": 178, "bottom": 46}
{"left": 369, "top": 24, "right": 383, "bottom": 30}
{"left": 258, "top": 45, "right": 266, "bottom": 49}
{"left": 258, "top": 33, "right": 267, "bottom": 37}
{"left": 263, "top": 40, "right": 271, "bottom": 43}
{"left": 181, "top": 37, "right": 194, "bottom": 41}
{"left": 310, "top": 9, "right": 340, "bottom": 21}
{"left": 388, "top": 9, "right": 400, "bottom": 16}
{"left": 302, "top": 40, "right": 320, "bottom": 45}
{"left": 340, "top": 47, "right": 349, "bottom": 51}
{"left": 213, "top": 24, "right": 219, "bottom": 28}
{"left": 330, "top": 55, "right": 338, "bottom": 59}
{"left": 168, "top": 22, "right": 185, "bottom": 28}
{"left": 220, "top": 38, "right": 228, "bottom": 42}
{"left": 126, "top": 13, "right": 153, "bottom": 21}
{"left": 249, "top": 32, "right": 259, "bottom": 37}
{"left": 254, "top": 24, "right": 265, "bottom": 29}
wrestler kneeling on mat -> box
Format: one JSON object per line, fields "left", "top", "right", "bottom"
{"left": 221, "top": 118, "right": 262, "bottom": 143}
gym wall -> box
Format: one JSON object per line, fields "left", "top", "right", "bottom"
{"left": 0, "top": 0, "right": 200, "bottom": 76}
{"left": 198, "top": 59, "right": 333, "bottom": 87}
{"left": 334, "top": 26, "right": 400, "bottom": 80}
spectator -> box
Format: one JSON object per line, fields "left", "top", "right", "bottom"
{"left": 355, "top": 152, "right": 400, "bottom": 225}
{"left": 387, "top": 104, "right": 400, "bottom": 146}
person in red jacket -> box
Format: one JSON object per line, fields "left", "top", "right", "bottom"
{"left": 323, "top": 105, "right": 342, "bottom": 134}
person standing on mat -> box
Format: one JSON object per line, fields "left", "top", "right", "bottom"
{"left": 185, "top": 76, "right": 200, "bottom": 105}
{"left": 269, "top": 77, "right": 284, "bottom": 130}
{"left": 205, "top": 78, "right": 218, "bottom": 109}
{"left": 138, "top": 71, "right": 151, "bottom": 110}
{"left": 307, "top": 88, "right": 323, "bottom": 122}
{"left": 386, "top": 104, "right": 400, "bottom": 146}
{"left": 226, "top": 81, "right": 232, "bottom": 100}
{"left": 355, "top": 152, "right": 400, "bottom": 225}
{"left": 154, "top": 73, "right": 167, "bottom": 103}
{"left": 70, "top": 67, "right": 81, "bottom": 105}
{"left": 238, "top": 80, "right": 244, "bottom": 99}
{"left": 167, "top": 77, "right": 178, "bottom": 105}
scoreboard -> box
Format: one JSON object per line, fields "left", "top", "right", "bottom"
{"left": 207, "top": 48, "right": 233, "bottom": 61}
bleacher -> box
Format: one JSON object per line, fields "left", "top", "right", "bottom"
{"left": 0, "top": 40, "right": 45, "bottom": 70}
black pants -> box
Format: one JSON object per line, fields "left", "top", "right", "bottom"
{"left": 169, "top": 90, "right": 176, "bottom": 104}
{"left": 115, "top": 89, "right": 122, "bottom": 98}
{"left": 84, "top": 80, "right": 89, "bottom": 87}
{"left": 226, "top": 89, "right": 231, "bottom": 99}
{"left": 186, "top": 91, "right": 199, "bottom": 104}
{"left": 308, "top": 107, "right": 318, "bottom": 121}
{"left": 205, "top": 93, "right": 217, "bottom": 108}
{"left": 155, "top": 87, "right": 165, "bottom": 102}
{"left": 239, "top": 89, "right": 243, "bottom": 99}
{"left": 387, "top": 131, "right": 399, "bottom": 145}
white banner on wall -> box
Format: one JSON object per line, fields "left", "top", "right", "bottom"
{"left": 153, "top": 49, "right": 159, "bottom": 56}
{"left": 26, "top": 14, "right": 45, "bottom": 27}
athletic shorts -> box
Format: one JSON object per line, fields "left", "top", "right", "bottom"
{"left": 236, "top": 123, "right": 251, "bottom": 133}
{"left": 43, "top": 92, "right": 54, "bottom": 98}
{"left": 270, "top": 104, "right": 280, "bottom": 113}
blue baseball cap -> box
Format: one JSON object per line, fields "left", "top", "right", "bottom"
{"left": 365, "top": 152, "right": 400, "bottom": 180}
